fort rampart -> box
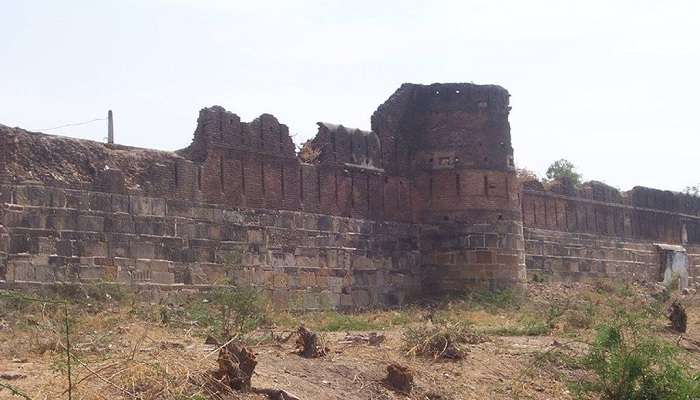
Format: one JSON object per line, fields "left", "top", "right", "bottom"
{"left": 0, "top": 82, "right": 697, "bottom": 308}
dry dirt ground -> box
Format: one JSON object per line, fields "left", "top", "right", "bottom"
{"left": 1, "top": 281, "right": 700, "bottom": 400}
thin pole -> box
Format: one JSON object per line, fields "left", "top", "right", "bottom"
{"left": 64, "top": 304, "right": 72, "bottom": 400}
{"left": 107, "top": 110, "right": 114, "bottom": 144}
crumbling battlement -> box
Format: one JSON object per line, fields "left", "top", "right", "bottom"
{"left": 522, "top": 180, "right": 700, "bottom": 243}
{"left": 0, "top": 82, "right": 696, "bottom": 306}
{"left": 0, "top": 83, "right": 525, "bottom": 303}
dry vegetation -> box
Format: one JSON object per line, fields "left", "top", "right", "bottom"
{"left": 1, "top": 280, "right": 700, "bottom": 400}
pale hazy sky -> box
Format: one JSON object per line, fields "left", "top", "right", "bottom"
{"left": 1, "top": 1, "right": 697, "bottom": 192}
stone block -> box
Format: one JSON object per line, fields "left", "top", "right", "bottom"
{"left": 475, "top": 250, "right": 494, "bottom": 264}
{"left": 150, "top": 260, "right": 171, "bottom": 273}
{"left": 79, "top": 241, "right": 108, "bottom": 257}
{"left": 252, "top": 269, "right": 273, "bottom": 286}
{"left": 288, "top": 291, "right": 304, "bottom": 310}
{"left": 319, "top": 291, "right": 339, "bottom": 310}
{"left": 78, "top": 215, "right": 104, "bottom": 232}
{"left": 192, "top": 207, "right": 214, "bottom": 222}
{"left": 111, "top": 194, "right": 130, "bottom": 213}
{"left": 273, "top": 272, "right": 288, "bottom": 288}
{"left": 79, "top": 266, "right": 105, "bottom": 281}
{"left": 89, "top": 192, "right": 112, "bottom": 212}
{"left": 247, "top": 229, "right": 264, "bottom": 244}
{"left": 223, "top": 210, "right": 244, "bottom": 223}
{"left": 151, "top": 271, "right": 175, "bottom": 284}
{"left": 116, "top": 268, "right": 132, "bottom": 283}
{"left": 351, "top": 289, "right": 370, "bottom": 308}
{"left": 298, "top": 271, "right": 316, "bottom": 287}
{"left": 130, "top": 242, "right": 156, "bottom": 259}
{"left": 339, "top": 293, "right": 354, "bottom": 308}
{"left": 34, "top": 265, "right": 55, "bottom": 282}
{"left": 150, "top": 198, "right": 166, "bottom": 217}
{"left": 328, "top": 276, "right": 344, "bottom": 293}
{"left": 303, "top": 292, "right": 320, "bottom": 309}
{"left": 65, "top": 190, "right": 90, "bottom": 209}
{"left": 129, "top": 196, "right": 152, "bottom": 216}
{"left": 351, "top": 255, "right": 373, "bottom": 270}
{"left": 37, "top": 237, "right": 56, "bottom": 254}
{"left": 7, "top": 259, "right": 33, "bottom": 281}
{"left": 272, "top": 289, "right": 288, "bottom": 308}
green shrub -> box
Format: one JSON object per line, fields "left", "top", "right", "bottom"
{"left": 184, "top": 286, "right": 267, "bottom": 340}
{"left": 465, "top": 288, "right": 524, "bottom": 311}
{"left": 317, "top": 312, "right": 380, "bottom": 332}
{"left": 574, "top": 315, "right": 700, "bottom": 400}
{"left": 211, "top": 286, "right": 267, "bottom": 336}
{"left": 484, "top": 318, "right": 551, "bottom": 336}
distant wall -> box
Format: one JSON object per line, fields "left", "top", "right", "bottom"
{"left": 522, "top": 182, "right": 700, "bottom": 284}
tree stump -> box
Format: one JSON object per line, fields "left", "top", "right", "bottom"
{"left": 295, "top": 326, "right": 327, "bottom": 358}
{"left": 384, "top": 363, "right": 413, "bottom": 393}
{"left": 214, "top": 341, "right": 257, "bottom": 392}
{"left": 668, "top": 300, "right": 688, "bottom": 333}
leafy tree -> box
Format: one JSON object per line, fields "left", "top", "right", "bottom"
{"left": 684, "top": 184, "right": 699, "bottom": 197}
{"left": 545, "top": 159, "right": 582, "bottom": 186}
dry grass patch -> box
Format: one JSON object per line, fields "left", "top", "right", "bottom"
{"left": 403, "top": 322, "right": 488, "bottom": 360}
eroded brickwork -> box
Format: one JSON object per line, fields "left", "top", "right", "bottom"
{"left": 0, "top": 183, "right": 422, "bottom": 308}
{"left": 0, "top": 83, "right": 528, "bottom": 305}
{"left": 522, "top": 181, "right": 700, "bottom": 284}
{"left": 2, "top": 82, "right": 696, "bottom": 307}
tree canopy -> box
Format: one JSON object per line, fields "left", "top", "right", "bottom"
{"left": 545, "top": 159, "right": 582, "bottom": 186}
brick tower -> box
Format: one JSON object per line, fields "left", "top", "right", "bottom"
{"left": 372, "top": 83, "right": 526, "bottom": 292}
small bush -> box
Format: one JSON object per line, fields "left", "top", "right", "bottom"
{"left": 574, "top": 314, "right": 700, "bottom": 400}
{"left": 563, "top": 308, "right": 595, "bottom": 330}
{"left": 184, "top": 286, "right": 267, "bottom": 340}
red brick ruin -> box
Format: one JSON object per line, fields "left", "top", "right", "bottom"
{"left": 0, "top": 83, "right": 698, "bottom": 308}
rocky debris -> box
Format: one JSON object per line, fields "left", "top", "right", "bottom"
{"left": 338, "top": 332, "right": 385, "bottom": 346}
{"left": 668, "top": 300, "right": 688, "bottom": 333}
{"left": 0, "top": 371, "right": 27, "bottom": 380}
{"left": 159, "top": 341, "right": 186, "bottom": 350}
{"left": 204, "top": 335, "right": 220, "bottom": 345}
{"left": 384, "top": 363, "right": 413, "bottom": 393}
{"left": 253, "top": 388, "right": 302, "bottom": 400}
{"left": 295, "top": 327, "right": 328, "bottom": 358}
{"left": 214, "top": 341, "right": 257, "bottom": 392}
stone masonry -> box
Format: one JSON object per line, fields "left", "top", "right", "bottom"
{"left": 0, "top": 82, "right": 697, "bottom": 308}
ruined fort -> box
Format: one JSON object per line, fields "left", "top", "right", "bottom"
{"left": 1, "top": 83, "right": 698, "bottom": 309}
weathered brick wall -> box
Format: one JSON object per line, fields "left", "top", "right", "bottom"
{"left": 0, "top": 183, "right": 422, "bottom": 309}
{"left": 367, "top": 83, "right": 525, "bottom": 292}
{"left": 522, "top": 182, "right": 700, "bottom": 284}
{"left": 0, "top": 83, "right": 530, "bottom": 300}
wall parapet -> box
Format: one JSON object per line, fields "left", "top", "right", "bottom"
{"left": 522, "top": 187, "right": 700, "bottom": 245}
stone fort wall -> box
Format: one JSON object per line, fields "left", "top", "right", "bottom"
{"left": 1, "top": 82, "right": 696, "bottom": 307}
{"left": 521, "top": 181, "right": 700, "bottom": 285}
{"left": 0, "top": 83, "right": 525, "bottom": 308}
